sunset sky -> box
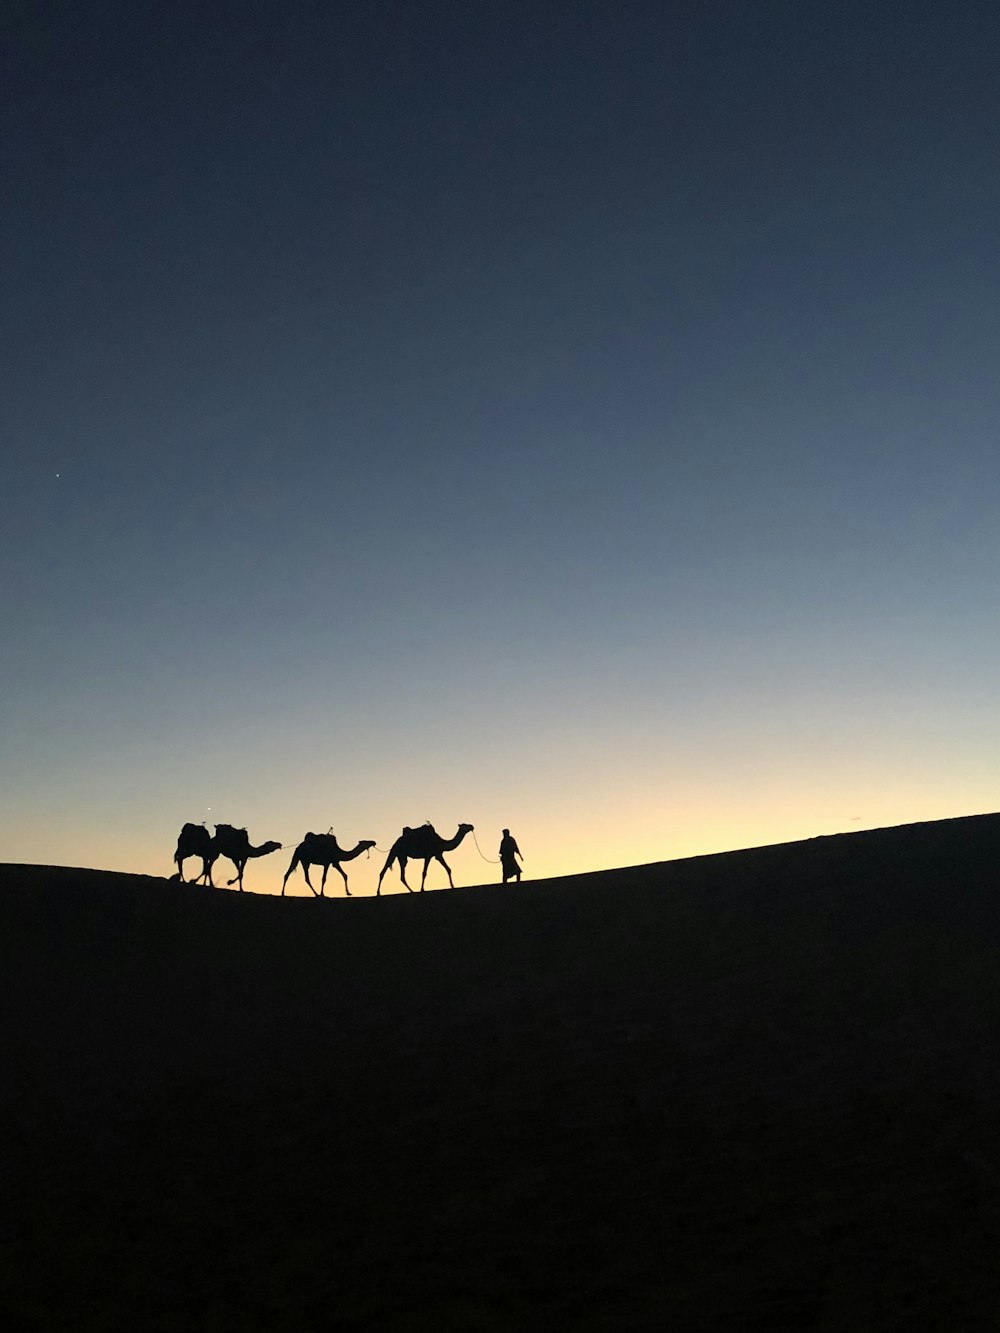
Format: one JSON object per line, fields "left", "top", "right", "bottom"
{"left": 3, "top": 0, "right": 998, "bottom": 895}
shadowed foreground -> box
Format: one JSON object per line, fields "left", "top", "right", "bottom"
{"left": 4, "top": 814, "right": 1000, "bottom": 1329}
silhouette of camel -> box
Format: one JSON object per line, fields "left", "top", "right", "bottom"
{"left": 281, "top": 834, "right": 376, "bottom": 897}
{"left": 377, "top": 823, "right": 474, "bottom": 894}
{"left": 170, "top": 823, "right": 281, "bottom": 890}
{"left": 211, "top": 824, "right": 282, "bottom": 892}
{"left": 171, "top": 822, "right": 218, "bottom": 885}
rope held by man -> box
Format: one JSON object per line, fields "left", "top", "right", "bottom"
{"left": 471, "top": 829, "right": 500, "bottom": 864}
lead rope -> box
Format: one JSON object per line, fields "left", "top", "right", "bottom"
{"left": 471, "top": 829, "right": 500, "bottom": 864}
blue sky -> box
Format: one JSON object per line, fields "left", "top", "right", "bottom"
{"left": 3, "top": 0, "right": 998, "bottom": 890}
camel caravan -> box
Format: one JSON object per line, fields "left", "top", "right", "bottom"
{"left": 170, "top": 821, "right": 478, "bottom": 896}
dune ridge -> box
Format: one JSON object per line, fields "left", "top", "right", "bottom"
{"left": 4, "top": 813, "right": 1000, "bottom": 1329}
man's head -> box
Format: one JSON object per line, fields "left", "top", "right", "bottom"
{"left": 502, "top": 828, "right": 510, "bottom": 836}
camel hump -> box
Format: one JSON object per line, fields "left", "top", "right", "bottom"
{"left": 215, "top": 823, "right": 248, "bottom": 840}
{"left": 178, "top": 822, "right": 212, "bottom": 848}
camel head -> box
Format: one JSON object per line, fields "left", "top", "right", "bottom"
{"left": 458, "top": 823, "right": 474, "bottom": 835}
{"left": 255, "top": 840, "right": 282, "bottom": 858}
{"left": 359, "top": 839, "right": 376, "bottom": 853}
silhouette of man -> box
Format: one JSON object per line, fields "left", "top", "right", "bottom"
{"left": 499, "top": 828, "right": 522, "bottom": 883}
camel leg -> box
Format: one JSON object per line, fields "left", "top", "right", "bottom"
{"left": 320, "top": 863, "right": 330, "bottom": 897}
{"left": 437, "top": 853, "right": 455, "bottom": 889}
{"left": 420, "top": 858, "right": 431, "bottom": 892}
{"left": 281, "top": 853, "right": 300, "bottom": 896}
{"left": 377, "top": 856, "right": 393, "bottom": 896}
{"left": 378, "top": 850, "right": 413, "bottom": 896}
{"left": 335, "top": 863, "right": 350, "bottom": 896}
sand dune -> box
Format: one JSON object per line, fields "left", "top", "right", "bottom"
{"left": 4, "top": 813, "right": 1000, "bottom": 1329}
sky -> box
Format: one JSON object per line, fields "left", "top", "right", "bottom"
{"left": 2, "top": 0, "right": 999, "bottom": 895}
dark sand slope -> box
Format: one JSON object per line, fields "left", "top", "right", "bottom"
{"left": 3, "top": 815, "right": 1000, "bottom": 1330}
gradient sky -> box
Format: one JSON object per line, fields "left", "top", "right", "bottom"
{"left": 3, "top": 0, "right": 999, "bottom": 895}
